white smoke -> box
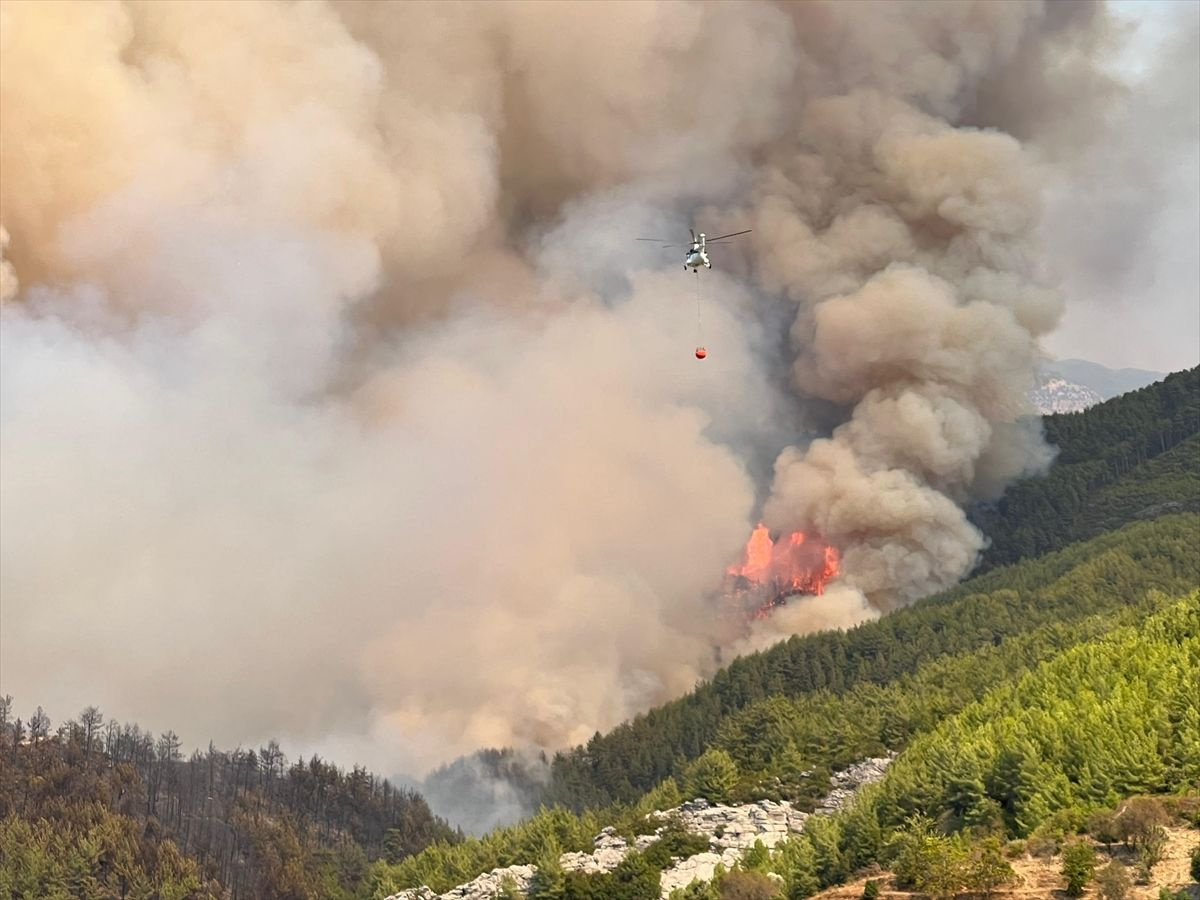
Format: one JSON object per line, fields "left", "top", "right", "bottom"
{"left": 0, "top": 0, "right": 1180, "bottom": 774}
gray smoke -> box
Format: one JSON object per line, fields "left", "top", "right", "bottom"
{"left": 415, "top": 748, "right": 549, "bottom": 837}
{"left": 0, "top": 0, "right": 1183, "bottom": 775}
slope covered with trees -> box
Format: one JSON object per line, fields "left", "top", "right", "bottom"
{"left": 536, "top": 370, "right": 1200, "bottom": 813}
{"left": 371, "top": 588, "right": 1200, "bottom": 899}
{"left": 868, "top": 594, "right": 1199, "bottom": 836}
{"left": 723, "top": 594, "right": 1200, "bottom": 899}
{"left": 0, "top": 706, "right": 456, "bottom": 899}
{"left": 542, "top": 513, "right": 1200, "bottom": 812}
{"left": 972, "top": 366, "right": 1200, "bottom": 569}
{"left": 372, "top": 513, "right": 1200, "bottom": 895}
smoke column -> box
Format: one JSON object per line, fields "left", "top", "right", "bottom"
{"left": 1, "top": 0, "right": 1185, "bottom": 775}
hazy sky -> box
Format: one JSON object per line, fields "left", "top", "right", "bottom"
{"left": 1043, "top": 0, "right": 1199, "bottom": 372}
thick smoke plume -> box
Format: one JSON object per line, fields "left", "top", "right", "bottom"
{"left": 0, "top": 0, "right": 1178, "bottom": 783}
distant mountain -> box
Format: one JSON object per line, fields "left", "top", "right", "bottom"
{"left": 1031, "top": 373, "right": 1103, "bottom": 414}
{"left": 1044, "top": 358, "right": 1166, "bottom": 400}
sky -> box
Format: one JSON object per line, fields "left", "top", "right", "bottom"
{"left": 1043, "top": 0, "right": 1200, "bottom": 372}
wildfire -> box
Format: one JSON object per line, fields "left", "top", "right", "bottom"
{"left": 725, "top": 523, "right": 840, "bottom": 619}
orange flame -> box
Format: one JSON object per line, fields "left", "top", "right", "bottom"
{"left": 736, "top": 523, "right": 774, "bottom": 581}
{"left": 725, "top": 523, "right": 840, "bottom": 619}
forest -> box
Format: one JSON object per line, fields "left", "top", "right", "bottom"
{"left": 540, "top": 367, "right": 1200, "bottom": 812}
{"left": 371, "top": 520, "right": 1200, "bottom": 896}
{"left": 541, "top": 513, "right": 1200, "bottom": 812}
{"left": 971, "top": 365, "right": 1199, "bottom": 569}
{"left": 0, "top": 707, "right": 456, "bottom": 899}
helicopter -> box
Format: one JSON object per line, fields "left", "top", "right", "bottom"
{"left": 635, "top": 227, "right": 752, "bottom": 360}
{"left": 636, "top": 227, "right": 752, "bottom": 272}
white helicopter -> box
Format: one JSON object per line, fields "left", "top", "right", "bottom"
{"left": 636, "top": 227, "right": 752, "bottom": 272}
{"left": 636, "top": 227, "right": 752, "bottom": 360}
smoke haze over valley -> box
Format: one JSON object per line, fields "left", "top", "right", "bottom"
{"left": 1, "top": 0, "right": 1197, "bottom": 782}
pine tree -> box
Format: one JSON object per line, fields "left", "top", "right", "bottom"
{"left": 526, "top": 833, "right": 565, "bottom": 900}
{"left": 1095, "top": 860, "right": 1131, "bottom": 900}
{"left": 966, "top": 837, "right": 1016, "bottom": 896}
{"left": 1061, "top": 840, "right": 1096, "bottom": 897}
{"left": 804, "top": 815, "right": 846, "bottom": 887}
{"left": 683, "top": 750, "right": 739, "bottom": 805}
{"left": 772, "top": 835, "right": 818, "bottom": 899}
{"left": 608, "top": 850, "right": 660, "bottom": 900}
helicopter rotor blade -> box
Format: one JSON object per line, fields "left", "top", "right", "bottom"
{"left": 705, "top": 229, "right": 752, "bottom": 242}
{"left": 635, "top": 238, "right": 672, "bottom": 242}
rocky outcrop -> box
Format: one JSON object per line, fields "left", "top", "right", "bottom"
{"left": 559, "top": 826, "right": 639, "bottom": 874}
{"left": 385, "top": 755, "right": 895, "bottom": 900}
{"left": 670, "top": 798, "right": 809, "bottom": 849}
{"left": 815, "top": 755, "right": 894, "bottom": 815}
{"left": 659, "top": 847, "right": 744, "bottom": 896}
{"left": 386, "top": 865, "right": 534, "bottom": 900}
{"left": 1031, "top": 376, "right": 1103, "bottom": 414}
{"left": 654, "top": 798, "right": 811, "bottom": 899}
{"left": 388, "top": 889, "right": 438, "bottom": 900}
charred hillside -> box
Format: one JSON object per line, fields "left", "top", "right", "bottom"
{"left": 0, "top": 711, "right": 456, "bottom": 899}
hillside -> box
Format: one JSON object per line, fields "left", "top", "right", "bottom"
{"left": 0, "top": 711, "right": 457, "bottom": 899}
{"left": 368, "top": 369, "right": 1200, "bottom": 898}
{"left": 868, "top": 595, "right": 1199, "bottom": 835}
{"left": 814, "top": 824, "right": 1199, "bottom": 900}
{"left": 539, "top": 513, "right": 1200, "bottom": 813}
{"left": 972, "top": 366, "right": 1200, "bottom": 571}
{"left": 539, "top": 367, "right": 1199, "bottom": 815}
{"left": 369, "top": 517, "right": 1200, "bottom": 896}
{"left": 371, "top": 591, "right": 1200, "bottom": 899}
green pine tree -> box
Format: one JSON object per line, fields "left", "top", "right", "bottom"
{"left": 1061, "top": 840, "right": 1096, "bottom": 897}
{"left": 683, "top": 750, "right": 740, "bottom": 805}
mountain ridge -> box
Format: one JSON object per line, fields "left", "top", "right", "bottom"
{"left": 1045, "top": 358, "right": 1168, "bottom": 400}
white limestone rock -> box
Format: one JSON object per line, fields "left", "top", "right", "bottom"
{"left": 670, "top": 798, "right": 808, "bottom": 849}
{"left": 815, "top": 755, "right": 894, "bottom": 814}
{"left": 385, "top": 888, "right": 438, "bottom": 900}
{"left": 659, "top": 847, "right": 742, "bottom": 897}
{"left": 1031, "top": 376, "right": 1103, "bottom": 414}
{"left": 389, "top": 755, "right": 896, "bottom": 900}
{"left": 386, "top": 865, "right": 535, "bottom": 900}
{"left": 559, "top": 825, "right": 631, "bottom": 874}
